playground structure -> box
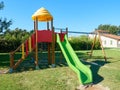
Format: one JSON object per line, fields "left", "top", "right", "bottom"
{"left": 66, "top": 30, "right": 107, "bottom": 61}
{"left": 9, "top": 7, "right": 93, "bottom": 85}
{"left": 9, "top": 7, "right": 57, "bottom": 70}
{"left": 89, "top": 30, "right": 107, "bottom": 61}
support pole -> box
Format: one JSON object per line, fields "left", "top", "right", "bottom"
{"left": 47, "top": 21, "right": 51, "bottom": 64}
{"left": 47, "top": 21, "right": 49, "bottom": 30}
{"left": 66, "top": 27, "right": 68, "bottom": 38}
{"left": 10, "top": 52, "right": 14, "bottom": 68}
{"left": 90, "top": 31, "right": 107, "bottom": 61}
{"left": 90, "top": 33, "right": 97, "bottom": 57}
{"left": 9, "top": 52, "right": 14, "bottom": 73}
{"left": 51, "top": 20, "right": 55, "bottom": 67}
{"left": 60, "top": 29, "right": 62, "bottom": 33}
{"left": 98, "top": 32, "right": 107, "bottom": 61}
{"left": 35, "top": 18, "right": 39, "bottom": 69}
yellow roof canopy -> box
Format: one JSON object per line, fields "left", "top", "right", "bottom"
{"left": 32, "top": 7, "right": 53, "bottom": 22}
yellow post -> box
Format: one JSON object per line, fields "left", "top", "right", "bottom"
{"left": 22, "top": 43, "right": 25, "bottom": 59}
{"left": 29, "top": 37, "right": 32, "bottom": 52}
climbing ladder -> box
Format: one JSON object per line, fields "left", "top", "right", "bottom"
{"left": 9, "top": 32, "right": 36, "bottom": 72}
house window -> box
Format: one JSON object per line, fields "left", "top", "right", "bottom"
{"left": 118, "top": 41, "right": 120, "bottom": 44}
{"left": 104, "top": 40, "right": 106, "bottom": 45}
{"left": 110, "top": 40, "right": 113, "bottom": 45}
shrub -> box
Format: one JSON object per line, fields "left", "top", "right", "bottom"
{"left": 0, "top": 39, "right": 21, "bottom": 52}
{"left": 69, "top": 35, "right": 100, "bottom": 50}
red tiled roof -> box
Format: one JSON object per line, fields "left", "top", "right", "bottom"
{"left": 94, "top": 30, "right": 110, "bottom": 33}
{"left": 101, "top": 34, "right": 120, "bottom": 40}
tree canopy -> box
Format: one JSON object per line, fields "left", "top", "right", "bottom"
{"left": 0, "top": 1, "right": 4, "bottom": 9}
{"left": 0, "top": 28, "right": 32, "bottom": 52}
{"left": 0, "top": 1, "right": 12, "bottom": 33}
{"left": 96, "top": 24, "right": 120, "bottom": 35}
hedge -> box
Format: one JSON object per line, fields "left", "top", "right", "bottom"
{"left": 0, "top": 35, "right": 101, "bottom": 53}
{"left": 68, "top": 36, "right": 100, "bottom": 50}
{"left": 0, "top": 39, "right": 21, "bottom": 53}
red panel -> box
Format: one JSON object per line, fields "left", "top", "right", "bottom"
{"left": 59, "top": 33, "right": 66, "bottom": 42}
{"left": 37, "top": 30, "right": 52, "bottom": 43}
{"left": 31, "top": 33, "right": 36, "bottom": 49}
{"left": 25, "top": 40, "right": 28, "bottom": 56}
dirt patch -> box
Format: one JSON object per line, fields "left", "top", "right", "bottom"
{"left": 0, "top": 70, "right": 8, "bottom": 74}
{"left": 76, "top": 84, "right": 110, "bottom": 90}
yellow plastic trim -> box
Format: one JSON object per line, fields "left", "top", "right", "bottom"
{"left": 32, "top": 7, "right": 53, "bottom": 22}
{"left": 29, "top": 37, "right": 32, "bottom": 52}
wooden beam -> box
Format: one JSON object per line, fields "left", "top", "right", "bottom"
{"left": 12, "top": 44, "right": 22, "bottom": 54}
{"left": 13, "top": 58, "right": 23, "bottom": 69}
{"left": 35, "top": 18, "right": 39, "bottom": 68}
{"left": 90, "top": 33, "right": 97, "bottom": 57}
{"left": 52, "top": 27, "right": 55, "bottom": 64}
{"left": 98, "top": 32, "right": 107, "bottom": 61}
{"left": 10, "top": 52, "right": 14, "bottom": 68}
{"left": 47, "top": 21, "right": 49, "bottom": 30}
{"left": 47, "top": 21, "right": 51, "bottom": 64}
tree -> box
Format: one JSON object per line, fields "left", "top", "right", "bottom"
{"left": 4, "top": 28, "right": 30, "bottom": 41}
{"left": 96, "top": 24, "right": 120, "bottom": 35}
{"left": 0, "top": 28, "right": 31, "bottom": 52}
{"left": 0, "top": 1, "right": 12, "bottom": 33}
{"left": 0, "top": 1, "right": 4, "bottom": 10}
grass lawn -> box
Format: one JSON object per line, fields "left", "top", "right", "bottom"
{"left": 0, "top": 49, "right": 120, "bottom": 90}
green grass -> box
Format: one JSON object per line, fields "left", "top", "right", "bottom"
{"left": 0, "top": 49, "right": 120, "bottom": 90}
{"left": 79, "top": 49, "right": 120, "bottom": 90}
{"left": 0, "top": 53, "right": 10, "bottom": 69}
{"left": 0, "top": 67, "right": 79, "bottom": 90}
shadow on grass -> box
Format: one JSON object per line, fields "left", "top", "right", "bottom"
{"left": 81, "top": 59, "right": 110, "bottom": 84}
{"left": 15, "top": 59, "right": 68, "bottom": 73}
{"left": 15, "top": 51, "right": 68, "bottom": 72}
{"left": 0, "top": 51, "right": 114, "bottom": 78}
{"left": 77, "top": 51, "right": 113, "bottom": 84}
{"left": 90, "top": 60, "right": 108, "bottom": 84}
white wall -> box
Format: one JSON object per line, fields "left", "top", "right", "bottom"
{"left": 100, "top": 36, "right": 117, "bottom": 48}
{"left": 88, "top": 34, "right": 118, "bottom": 48}
{"left": 117, "top": 41, "right": 120, "bottom": 48}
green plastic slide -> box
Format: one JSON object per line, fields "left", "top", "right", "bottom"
{"left": 56, "top": 34, "right": 92, "bottom": 85}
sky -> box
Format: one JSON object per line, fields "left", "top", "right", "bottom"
{"left": 1, "top": 0, "right": 120, "bottom": 33}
